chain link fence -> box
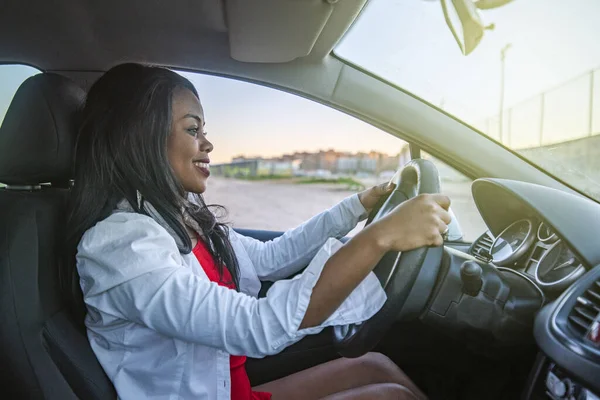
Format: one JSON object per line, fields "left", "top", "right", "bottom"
{"left": 476, "top": 68, "right": 600, "bottom": 150}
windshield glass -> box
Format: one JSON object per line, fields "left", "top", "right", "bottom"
{"left": 336, "top": 0, "right": 600, "bottom": 201}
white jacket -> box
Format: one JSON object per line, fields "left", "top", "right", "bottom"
{"left": 77, "top": 194, "right": 387, "bottom": 400}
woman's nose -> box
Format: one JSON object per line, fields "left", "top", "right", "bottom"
{"left": 199, "top": 135, "right": 213, "bottom": 154}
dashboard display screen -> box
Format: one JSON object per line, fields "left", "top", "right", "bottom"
{"left": 491, "top": 220, "right": 532, "bottom": 264}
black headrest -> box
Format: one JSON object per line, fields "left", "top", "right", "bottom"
{"left": 0, "top": 73, "right": 85, "bottom": 185}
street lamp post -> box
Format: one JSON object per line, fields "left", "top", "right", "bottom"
{"left": 499, "top": 43, "right": 512, "bottom": 144}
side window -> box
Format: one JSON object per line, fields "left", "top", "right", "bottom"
{"left": 0, "top": 65, "right": 41, "bottom": 187}
{"left": 180, "top": 72, "right": 486, "bottom": 242}
{"left": 421, "top": 152, "right": 487, "bottom": 242}
{"left": 180, "top": 72, "right": 406, "bottom": 236}
{"left": 0, "top": 65, "right": 41, "bottom": 126}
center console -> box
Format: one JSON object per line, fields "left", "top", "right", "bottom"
{"left": 525, "top": 265, "right": 600, "bottom": 399}
{"left": 523, "top": 354, "right": 599, "bottom": 400}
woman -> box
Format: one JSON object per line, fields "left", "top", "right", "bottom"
{"left": 67, "top": 64, "right": 451, "bottom": 400}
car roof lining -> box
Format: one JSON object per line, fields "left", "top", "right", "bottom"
{"left": 1, "top": 0, "right": 366, "bottom": 70}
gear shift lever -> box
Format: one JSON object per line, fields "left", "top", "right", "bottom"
{"left": 460, "top": 261, "right": 483, "bottom": 296}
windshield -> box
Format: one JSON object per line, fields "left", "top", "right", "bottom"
{"left": 336, "top": 0, "right": 600, "bottom": 201}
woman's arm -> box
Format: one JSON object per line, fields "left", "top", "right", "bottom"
{"left": 235, "top": 194, "right": 368, "bottom": 281}
{"left": 301, "top": 193, "right": 452, "bottom": 328}
{"left": 79, "top": 193, "right": 449, "bottom": 358}
{"left": 77, "top": 212, "right": 384, "bottom": 358}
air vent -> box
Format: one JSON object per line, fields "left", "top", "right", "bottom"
{"left": 470, "top": 232, "right": 494, "bottom": 261}
{"left": 568, "top": 280, "right": 600, "bottom": 337}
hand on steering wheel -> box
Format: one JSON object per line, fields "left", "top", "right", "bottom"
{"left": 367, "top": 192, "right": 451, "bottom": 252}
{"left": 357, "top": 182, "right": 396, "bottom": 213}
{"left": 333, "top": 159, "right": 451, "bottom": 357}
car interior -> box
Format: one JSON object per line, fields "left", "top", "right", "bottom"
{"left": 1, "top": 1, "right": 599, "bottom": 399}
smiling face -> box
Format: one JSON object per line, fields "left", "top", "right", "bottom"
{"left": 167, "top": 87, "right": 213, "bottom": 194}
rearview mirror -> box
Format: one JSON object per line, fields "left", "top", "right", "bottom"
{"left": 441, "top": 0, "right": 485, "bottom": 56}
{"left": 441, "top": 0, "right": 514, "bottom": 55}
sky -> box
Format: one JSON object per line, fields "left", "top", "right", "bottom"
{"left": 337, "top": 0, "right": 600, "bottom": 148}
{"left": 2, "top": 0, "right": 599, "bottom": 161}
{"left": 179, "top": 72, "right": 404, "bottom": 163}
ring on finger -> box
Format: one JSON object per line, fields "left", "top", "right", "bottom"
{"left": 442, "top": 226, "right": 449, "bottom": 241}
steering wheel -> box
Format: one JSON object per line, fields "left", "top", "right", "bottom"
{"left": 333, "top": 159, "right": 444, "bottom": 358}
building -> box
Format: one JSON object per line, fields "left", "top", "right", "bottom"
{"left": 214, "top": 148, "right": 406, "bottom": 178}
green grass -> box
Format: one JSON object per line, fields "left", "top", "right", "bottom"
{"left": 296, "top": 177, "right": 359, "bottom": 185}
{"left": 229, "top": 175, "right": 363, "bottom": 188}
{"left": 226, "top": 174, "right": 364, "bottom": 190}
{"left": 297, "top": 177, "right": 365, "bottom": 190}
{"left": 235, "top": 174, "right": 292, "bottom": 181}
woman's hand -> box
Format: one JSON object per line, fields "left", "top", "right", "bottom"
{"left": 301, "top": 193, "right": 451, "bottom": 329}
{"left": 366, "top": 193, "right": 452, "bottom": 252}
{"left": 358, "top": 182, "right": 396, "bottom": 212}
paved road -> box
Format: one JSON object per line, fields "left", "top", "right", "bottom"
{"left": 204, "top": 177, "right": 488, "bottom": 241}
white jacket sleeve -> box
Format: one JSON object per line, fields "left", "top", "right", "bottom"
{"left": 235, "top": 194, "right": 368, "bottom": 281}
{"left": 77, "top": 212, "right": 385, "bottom": 359}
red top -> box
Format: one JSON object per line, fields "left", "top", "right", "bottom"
{"left": 193, "top": 240, "right": 272, "bottom": 400}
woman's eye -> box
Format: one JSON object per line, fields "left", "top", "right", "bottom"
{"left": 187, "top": 127, "right": 199, "bottom": 137}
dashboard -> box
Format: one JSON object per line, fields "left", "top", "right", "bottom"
{"left": 470, "top": 178, "right": 600, "bottom": 398}
{"left": 472, "top": 219, "right": 586, "bottom": 293}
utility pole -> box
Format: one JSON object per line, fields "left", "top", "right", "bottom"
{"left": 499, "top": 43, "right": 512, "bottom": 144}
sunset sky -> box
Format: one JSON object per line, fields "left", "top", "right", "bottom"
{"left": 180, "top": 72, "right": 406, "bottom": 163}
{"left": 1, "top": 0, "right": 599, "bottom": 163}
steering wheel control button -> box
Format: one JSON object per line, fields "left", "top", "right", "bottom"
{"left": 460, "top": 261, "right": 483, "bottom": 296}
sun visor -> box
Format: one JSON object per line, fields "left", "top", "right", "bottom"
{"left": 226, "top": 0, "right": 336, "bottom": 63}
